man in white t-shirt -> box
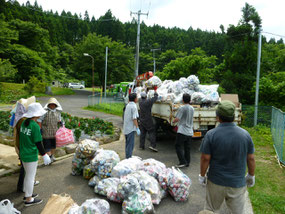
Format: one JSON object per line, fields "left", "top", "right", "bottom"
{"left": 173, "top": 93, "right": 194, "bottom": 168}
{"left": 123, "top": 93, "right": 140, "bottom": 158}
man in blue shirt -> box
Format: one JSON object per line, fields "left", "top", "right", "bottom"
{"left": 199, "top": 100, "right": 256, "bottom": 214}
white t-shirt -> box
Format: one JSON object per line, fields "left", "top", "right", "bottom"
{"left": 123, "top": 102, "right": 139, "bottom": 135}
{"left": 176, "top": 104, "right": 194, "bottom": 136}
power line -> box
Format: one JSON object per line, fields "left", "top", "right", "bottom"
{"left": 262, "top": 31, "right": 285, "bottom": 39}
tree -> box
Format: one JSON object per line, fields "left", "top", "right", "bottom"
{"left": 257, "top": 72, "right": 285, "bottom": 110}
{"left": 0, "top": 17, "right": 18, "bottom": 51}
{"left": 157, "top": 48, "right": 217, "bottom": 83}
{"left": 220, "top": 3, "right": 262, "bottom": 104}
{"left": 73, "top": 33, "right": 133, "bottom": 89}
{"left": 0, "top": 58, "right": 17, "bottom": 82}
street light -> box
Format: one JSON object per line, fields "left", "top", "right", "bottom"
{"left": 83, "top": 53, "right": 95, "bottom": 96}
{"left": 150, "top": 48, "right": 161, "bottom": 74}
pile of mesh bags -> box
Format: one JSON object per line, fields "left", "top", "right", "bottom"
{"left": 141, "top": 75, "right": 219, "bottom": 104}
{"left": 72, "top": 145, "right": 192, "bottom": 213}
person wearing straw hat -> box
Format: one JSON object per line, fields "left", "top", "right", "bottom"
{"left": 20, "top": 103, "right": 51, "bottom": 206}
{"left": 199, "top": 100, "right": 256, "bottom": 214}
{"left": 38, "top": 97, "right": 62, "bottom": 162}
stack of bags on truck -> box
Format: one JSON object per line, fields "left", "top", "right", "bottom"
{"left": 141, "top": 75, "right": 219, "bottom": 104}
{"left": 71, "top": 139, "right": 192, "bottom": 214}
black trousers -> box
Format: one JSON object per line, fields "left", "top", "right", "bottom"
{"left": 175, "top": 133, "right": 192, "bottom": 165}
{"left": 139, "top": 125, "right": 156, "bottom": 148}
{"left": 17, "top": 160, "right": 25, "bottom": 192}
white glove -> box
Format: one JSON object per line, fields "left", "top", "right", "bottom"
{"left": 198, "top": 174, "right": 207, "bottom": 186}
{"left": 43, "top": 154, "right": 51, "bottom": 165}
{"left": 136, "top": 128, "right": 141, "bottom": 136}
{"left": 245, "top": 173, "right": 255, "bottom": 187}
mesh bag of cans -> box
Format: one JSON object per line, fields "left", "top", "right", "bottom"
{"left": 111, "top": 156, "right": 142, "bottom": 178}
{"left": 94, "top": 177, "right": 120, "bottom": 196}
{"left": 117, "top": 174, "right": 141, "bottom": 199}
{"left": 68, "top": 198, "right": 110, "bottom": 214}
{"left": 71, "top": 140, "right": 99, "bottom": 176}
{"left": 88, "top": 175, "right": 101, "bottom": 187}
{"left": 138, "top": 158, "right": 167, "bottom": 179}
{"left": 145, "top": 76, "right": 162, "bottom": 88}
{"left": 187, "top": 75, "right": 200, "bottom": 90}
{"left": 131, "top": 171, "right": 163, "bottom": 205}
{"left": 166, "top": 167, "right": 192, "bottom": 202}
{"left": 157, "top": 168, "right": 171, "bottom": 191}
{"left": 91, "top": 149, "right": 120, "bottom": 179}
{"left": 83, "top": 164, "right": 95, "bottom": 180}
{"left": 122, "top": 190, "right": 154, "bottom": 214}
{"left": 71, "top": 155, "right": 85, "bottom": 176}
{"left": 75, "top": 139, "right": 99, "bottom": 159}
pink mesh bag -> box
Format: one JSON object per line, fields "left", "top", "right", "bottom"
{"left": 55, "top": 126, "right": 74, "bottom": 147}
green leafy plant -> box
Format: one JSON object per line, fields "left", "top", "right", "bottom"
{"left": 74, "top": 128, "right": 82, "bottom": 141}
{"left": 23, "top": 76, "right": 46, "bottom": 94}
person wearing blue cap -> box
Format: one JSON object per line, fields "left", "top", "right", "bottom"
{"left": 199, "top": 100, "right": 256, "bottom": 214}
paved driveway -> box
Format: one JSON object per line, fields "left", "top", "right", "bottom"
{"left": 0, "top": 90, "right": 251, "bottom": 214}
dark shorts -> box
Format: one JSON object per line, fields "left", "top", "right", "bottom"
{"left": 43, "top": 138, "right": 56, "bottom": 152}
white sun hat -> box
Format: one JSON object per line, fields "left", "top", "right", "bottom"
{"left": 44, "top": 97, "right": 63, "bottom": 111}
{"left": 22, "top": 103, "right": 47, "bottom": 118}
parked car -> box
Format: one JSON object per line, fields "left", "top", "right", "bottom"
{"left": 68, "top": 83, "right": 85, "bottom": 89}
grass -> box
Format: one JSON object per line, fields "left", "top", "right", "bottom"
{"left": 84, "top": 102, "right": 124, "bottom": 116}
{"left": 0, "top": 82, "right": 74, "bottom": 104}
{"left": 244, "top": 125, "right": 285, "bottom": 214}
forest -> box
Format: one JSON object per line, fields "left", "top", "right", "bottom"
{"left": 0, "top": 0, "right": 284, "bottom": 108}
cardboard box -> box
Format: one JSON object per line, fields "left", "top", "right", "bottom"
{"left": 220, "top": 94, "right": 240, "bottom": 107}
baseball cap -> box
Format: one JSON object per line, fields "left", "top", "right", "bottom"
{"left": 216, "top": 100, "right": 235, "bottom": 118}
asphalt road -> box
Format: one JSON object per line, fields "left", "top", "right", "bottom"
{"left": 0, "top": 90, "right": 234, "bottom": 214}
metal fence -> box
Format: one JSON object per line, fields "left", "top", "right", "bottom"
{"left": 88, "top": 92, "right": 125, "bottom": 106}
{"left": 271, "top": 107, "right": 285, "bottom": 165}
{"left": 87, "top": 92, "right": 125, "bottom": 115}
{"left": 241, "top": 105, "right": 272, "bottom": 127}
{"left": 242, "top": 105, "right": 285, "bottom": 165}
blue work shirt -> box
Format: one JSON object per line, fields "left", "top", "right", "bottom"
{"left": 200, "top": 123, "right": 254, "bottom": 188}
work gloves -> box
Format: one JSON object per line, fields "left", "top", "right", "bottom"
{"left": 42, "top": 154, "right": 51, "bottom": 165}
{"left": 136, "top": 128, "right": 141, "bottom": 136}
{"left": 245, "top": 173, "right": 255, "bottom": 187}
{"left": 198, "top": 174, "right": 207, "bottom": 186}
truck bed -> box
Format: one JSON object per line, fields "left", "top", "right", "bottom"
{"left": 151, "top": 102, "right": 242, "bottom": 130}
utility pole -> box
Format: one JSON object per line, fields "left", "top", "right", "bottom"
{"left": 104, "top": 47, "right": 108, "bottom": 98}
{"left": 254, "top": 29, "right": 262, "bottom": 126}
{"left": 150, "top": 48, "right": 161, "bottom": 74}
{"left": 130, "top": 10, "right": 148, "bottom": 78}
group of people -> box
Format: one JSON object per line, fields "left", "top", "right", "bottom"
{"left": 13, "top": 97, "right": 62, "bottom": 206}
{"left": 123, "top": 89, "right": 256, "bottom": 214}
{"left": 123, "top": 88, "right": 194, "bottom": 167}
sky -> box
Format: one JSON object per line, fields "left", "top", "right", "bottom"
{"left": 16, "top": 0, "right": 285, "bottom": 41}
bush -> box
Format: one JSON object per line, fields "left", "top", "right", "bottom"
{"left": 23, "top": 76, "right": 46, "bottom": 94}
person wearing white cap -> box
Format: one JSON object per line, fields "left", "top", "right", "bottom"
{"left": 20, "top": 103, "right": 51, "bottom": 206}
{"left": 38, "top": 97, "right": 62, "bottom": 162}
{"left": 139, "top": 88, "right": 158, "bottom": 152}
